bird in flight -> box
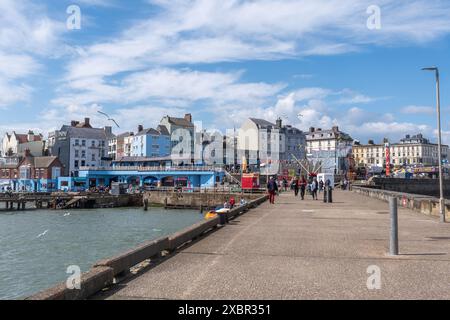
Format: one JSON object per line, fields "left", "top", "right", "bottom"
{"left": 37, "top": 230, "right": 49, "bottom": 238}
{"left": 97, "top": 111, "right": 120, "bottom": 128}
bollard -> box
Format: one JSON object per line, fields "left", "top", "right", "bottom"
{"left": 327, "top": 187, "right": 333, "bottom": 203}
{"left": 323, "top": 188, "right": 328, "bottom": 203}
{"left": 389, "top": 197, "right": 399, "bottom": 256}
{"left": 218, "top": 212, "right": 228, "bottom": 226}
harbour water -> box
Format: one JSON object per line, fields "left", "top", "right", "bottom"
{"left": 0, "top": 207, "right": 203, "bottom": 300}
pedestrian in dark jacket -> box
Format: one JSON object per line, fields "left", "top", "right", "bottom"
{"left": 299, "top": 175, "right": 307, "bottom": 200}
{"left": 267, "top": 177, "right": 278, "bottom": 204}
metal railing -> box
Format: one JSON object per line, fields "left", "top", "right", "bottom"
{"left": 79, "top": 165, "right": 225, "bottom": 172}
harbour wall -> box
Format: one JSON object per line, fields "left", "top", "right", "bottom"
{"left": 371, "top": 178, "right": 450, "bottom": 198}
{"left": 143, "top": 191, "right": 263, "bottom": 209}
{"left": 353, "top": 186, "right": 450, "bottom": 220}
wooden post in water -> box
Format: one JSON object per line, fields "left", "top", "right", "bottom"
{"left": 143, "top": 198, "right": 149, "bottom": 211}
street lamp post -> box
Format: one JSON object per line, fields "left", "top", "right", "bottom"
{"left": 422, "top": 67, "right": 446, "bottom": 223}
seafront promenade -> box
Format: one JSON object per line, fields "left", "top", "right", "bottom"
{"left": 93, "top": 190, "right": 450, "bottom": 300}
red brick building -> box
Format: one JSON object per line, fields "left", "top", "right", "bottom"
{"left": 18, "top": 154, "right": 65, "bottom": 179}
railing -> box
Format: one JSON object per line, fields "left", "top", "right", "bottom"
{"left": 79, "top": 165, "right": 225, "bottom": 172}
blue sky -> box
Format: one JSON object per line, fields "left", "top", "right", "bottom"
{"left": 1, "top": 0, "right": 450, "bottom": 144}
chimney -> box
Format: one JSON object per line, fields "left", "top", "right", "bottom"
{"left": 84, "top": 118, "right": 90, "bottom": 127}
{"left": 27, "top": 130, "right": 34, "bottom": 142}
{"left": 332, "top": 126, "right": 339, "bottom": 132}
{"left": 276, "top": 118, "right": 282, "bottom": 128}
{"left": 104, "top": 126, "right": 112, "bottom": 136}
{"left": 368, "top": 139, "right": 374, "bottom": 145}
{"left": 71, "top": 121, "right": 79, "bottom": 127}
{"left": 184, "top": 113, "right": 192, "bottom": 123}
{"left": 309, "top": 127, "right": 315, "bottom": 133}
{"left": 138, "top": 125, "right": 144, "bottom": 132}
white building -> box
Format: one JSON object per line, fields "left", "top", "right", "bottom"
{"left": 1, "top": 131, "right": 44, "bottom": 157}
{"left": 353, "top": 134, "right": 449, "bottom": 167}
{"left": 108, "top": 132, "right": 134, "bottom": 160}
{"left": 159, "top": 114, "right": 195, "bottom": 164}
{"left": 238, "top": 118, "right": 282, "bottom": 172}
{"left": 306, "top": 126, "right": 353, "bottom": 174}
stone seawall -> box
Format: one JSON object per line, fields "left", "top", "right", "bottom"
{"left": 143, "top": 191, "right": 263, "bottom": 209}
{"left": 353, "top": 186, "right": 450, "bottom": 220}
{"left": 371, "top": 178, "right": 450, "bottom": 198}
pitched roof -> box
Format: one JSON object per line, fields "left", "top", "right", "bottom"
{"left": 249, "top": 118, "right": 276, "bottom": 129}
{"left": 157, "top": 125, "right": 170, "bottom": 136}
{"left": 138, "top": 128, "right": 161, "bottom": 136}
{"left": 166, "top": 117, "right": 194, "bottom": 127}
{"left": 115, "top": 132, "right": 133, "bottom": 139}
{"left": 14, "top": 133, "right": 42, "bottom": 144}
{"left": 19, "top": 156, "right": 62, "bottom": 168}
{"left": 33, "top": 156, "right": 60, "bottom": 168}
{"left": 60, "top": 125, "right": 110, "bottom": 140}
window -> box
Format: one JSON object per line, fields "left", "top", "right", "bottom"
{"left": 75, "top": 150, "right": 79, "bottom": 157}
{"left": 92, "top": 154, "right": 96, "bottom": 161}
{"left": 91, "top": 141, "right": 95, "bottom": 147}
{"left": 82, "top": 140, "right": 86, "bottom": 146}
{"left": 74, "top": 160, "right": 79, "bottom": 168}
{"left": 75, "top": 139, "right": 79, "bottom": 146}
{"left": 82, "top": 150, "right": 86, "bottom": 158}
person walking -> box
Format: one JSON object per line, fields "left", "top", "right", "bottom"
{"left": 299, "top": 175, "right": 307, "bottom": 200}
{"left": 267, "top": 176, "right": 278, "bottom": 204}
{"left": 319, "top": 179, "right": 324, "bottom": 194}
{"left": 292, "top": 176, "right": 299, "bottom": 197}
{"left": 311, "top": 177, "right": 318, "bottom": 200}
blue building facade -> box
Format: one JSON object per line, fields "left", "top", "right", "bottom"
{"left": 131, "top": 127, "right": 171, "bottom": 158}
{"left": 77, "top": 168, "right": 223, "bottom": 189}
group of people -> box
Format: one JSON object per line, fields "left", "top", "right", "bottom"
{"left": 223, "top": 197, "right": 248, "bottom": 209}
{"left": 290, "top": 176, "right": 324, "bottom": 201}
{"left": 267, "top": 176, "right": 333, "bottom": 204}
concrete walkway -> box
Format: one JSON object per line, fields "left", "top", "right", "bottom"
{"left": 95, "top": 191, "right": 450, "bottom": 300}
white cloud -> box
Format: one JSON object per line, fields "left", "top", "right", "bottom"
{"left": 60, "top": 0, "right": 450, "bottom": 86}
{"left": 54, "top": 68, "right": 284, "bottom": 108}
{"left": 0, "top": 0, "right": 64, "bottom": 107}
{"left": 401, "top": 105, "right": 434, "bottom": 115}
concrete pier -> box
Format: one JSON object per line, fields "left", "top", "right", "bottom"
{"left": 94, "top": 190, "right": 450, "bottom": 300}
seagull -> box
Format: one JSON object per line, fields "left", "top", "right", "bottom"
{"left": 152, "top": 228, "right": 162, "bottom": 232}
{"left": 64, "top": 212, "right": 71, "bottom": 217}
{"left": 97, "top": 111, "right": 120, "bottom": 128}
{"left": 37, "top": 230, "right": 49, "bottom": 238}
